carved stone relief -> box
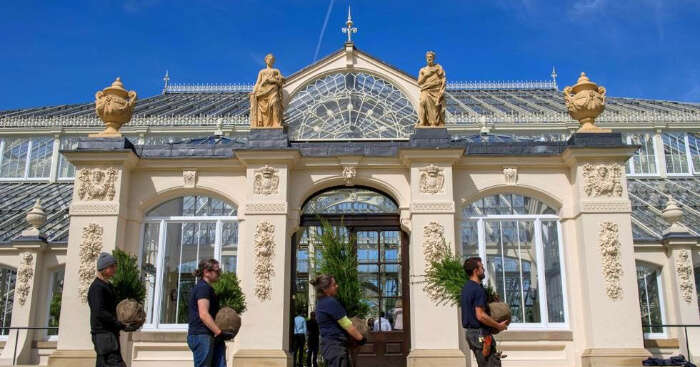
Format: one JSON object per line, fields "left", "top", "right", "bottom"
{"left": 79, "top": 224, "right": 104, "bottom": 303}
{"left": 423, "top": 222, "right": 449, "bottom": 267}
{"left": 15, "top": 252, "right": 34, "bottom": 306}
{"left": 583, "top": 163, "right": 623, "bottom": 198}
{"left": 254, "top": 165, "right": 280, "bottom": 195}
{"left": 599, "top": 222, "right": 624, "bottom": 301}
{"left": 77, "top": 167, "right": 118, "bottom": 201}
{"left": 254, "top": 221, "right": 276, "bottom": 301}
{"left": 676, "top": 249, "right": 694, "bottom": 303}
{"left": 342, "top": 166, "right": 357, "bottom": 186}
{"left": 503, "top": 167, "right": 517, "bottom": 185}
{"left": 419, "top": 164, "right": 445, "bottom": 194}
{"left": 183, "top": 170, "right": 197, "bottom": 188}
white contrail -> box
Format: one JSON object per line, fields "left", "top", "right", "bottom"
{"left": 314, "top": 0, "right": 336, "bottom": 62}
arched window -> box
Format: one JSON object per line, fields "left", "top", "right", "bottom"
{"left": 636, "top": 262, "right": 666, "bottom": 338}
{"left": 461, "top": 193, "right": 566, "bottom": 328}
{"left": 302, "top": 187, "right": 398, "bottom": 215}
{"left": 285, "top": 72, "right": 417, "bottom": 140}
{"left": 141, "top": 195, "right": 238, "bottom": 328}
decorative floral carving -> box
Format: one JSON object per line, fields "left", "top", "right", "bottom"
{"left": 79, "top": 224, "right": 104, "bottom": 303}
{"left": 676, "top": 250, "right": 694, "bottom": 303}
{"left": 15, "top": 252, "right": 34, "bottom": 306}
{"left": 77, "top": 167, "right": 118, "bottom": 201}
{"left": 254, "top": 221, "right": 275, "bottom": 301}
{"left": 342, "top": 166, "right": 357, "bottom": 186}
{"left": 183, "top": 170, "right": 197, "bottom": 188}
{"left": 503, "top": 167, "right": 517, "bottom": 185}
{"left": 419, "top": 164, "right": 445, "bottom": 194}
{"left": 582, "top": 163, "right": 623, "bottom": 198}
{"left": 423, "top": 222, "right": 451, "bottom": 302}
{"left": 94, "top": 77, "right": 137, "bottom": 136}
{"left": 254, "top": 165, "right": 279, "bottom": 195}
{"left": 599, "top": 222, "right": 623, "bottom": 301}
{"left": 563, "top": 72, "right": 608, "bottom": 133}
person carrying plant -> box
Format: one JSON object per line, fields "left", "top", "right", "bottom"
{"left": 310, "top": 274, "right": 366, "bottom": 367}
{"left": 187, "top": 259, "right": 235, "bottom": 367}
{"left": 88, "top": 252, "right": 138, "bottom": 367}
{"left": 460, "top": 257, "right": 508, "bottom": 367}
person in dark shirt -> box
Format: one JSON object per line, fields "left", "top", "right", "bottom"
{"left": 88, "top": 252, "right": 138, "bottom": 367}
{"left": 187, "top": 259, "right": 234, "bottom": 367}
{"left": 311, "top": 274, "right": 366, "bottom": 367}
{"left": 460, "top": 257, "right": 508, "bottom": 367}
{"left": 306, "top": 311, "right": 320, "bottom": 367}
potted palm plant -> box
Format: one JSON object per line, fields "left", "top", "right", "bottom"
{"left": 211, "top": 271, "right": 247, "bottom": 339}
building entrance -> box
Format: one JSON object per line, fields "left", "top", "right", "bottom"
{"left": 292, "top": 187, "right": 410, "bottom": 367}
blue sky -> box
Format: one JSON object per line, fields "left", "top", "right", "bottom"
{"left": 1, "top": 0, "right": 699, "bottom": 109}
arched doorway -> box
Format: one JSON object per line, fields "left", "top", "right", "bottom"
{"left": 291, "top": 186, "right": 410, "bottom": 367}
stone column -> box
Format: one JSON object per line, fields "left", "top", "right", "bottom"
{"left": 563, "top": 134, "right": 650, "bottom": 366}
{"left": 232, "top": 151, "right": 299, "bottom": 367}
{"left": 400, "top": 150, "right": 467, "bottom": 367}
{"left": 660, "top": 199, "right": 700, "bottom": 362}
{"left": 48, "top": 138, "right": 138, "bottom": 367}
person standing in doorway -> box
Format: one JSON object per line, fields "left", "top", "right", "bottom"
{"left": 392, "top": 299, "right": 403, "bottom": 331}
{"left": 461, "top": 257, "right": 508, "bottom": 367}
{"left": 311, "top": 274, "right": 366, "bottom": 367}
{"left": 373, "top": 312, "right": 392, "bottom": 332}
{"left": 293, "top": 312, "right": 307, "bottom": 367}
{"left": 306, "top": 311, "right": 320, "bottom": 367}
{"left": 187, "top": 259, "right": 234, "bottom": 367}
{"left": 88, "top": 252, "right": 137, "bottom": 367}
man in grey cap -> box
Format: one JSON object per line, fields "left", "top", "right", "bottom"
{"left": 88, "top": 252, "right": 137, "bottom": 367}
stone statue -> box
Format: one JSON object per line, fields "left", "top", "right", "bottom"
{"left": 250, "top": 54, "right": 285, "bottom": 128}
{"left": 417, "top": 51, "right": 446, "bottom": 127}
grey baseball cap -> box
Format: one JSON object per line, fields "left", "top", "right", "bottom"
{"left": 96, "top": 252, "right": 117, "bottom": 271}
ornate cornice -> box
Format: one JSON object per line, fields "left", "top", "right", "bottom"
{"left": 580, "top": 201, "right": 631, "bottom": 213}
{"left": 70, "top": 202, "right": 120, "bottom": 216}
{"left": 245, "top": 202, "right": 288, "bottom": 215}
{"left": 410, "top": 201, "right": 455, "bottom": 214}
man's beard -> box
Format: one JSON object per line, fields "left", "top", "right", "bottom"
{"left": 478, "top": 272, "right": 486, "bottom": 281}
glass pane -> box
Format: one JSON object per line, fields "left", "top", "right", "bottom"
{"left": 381, "top": 264, "right": 401, "bottom": 297}
{"left": 382, "top": 297, "right": 403, "bottom": 331}
{"left": 147, "top": 196, "right": 237, "bottom": 217}
{"left": 689, "top": 133, "right": 700, "bottom": 173}
{"left": 461, "top": 220, "right": 479, "bottom": 259}
{"left": 381, "top": 231, "right": 400, "bottom": 262}
{"left": 464, "top": 194, "right": 555, "bottom": 217}
{"left": 637, "top": 263, "right": 664, "bottom": 334}
{"left": 485, "top": 221, "right": 506, "bottom": 303}
{"left": 141, "top": 223, "right": 159, "bottom": 324}
{"left": 160, "top": 222, "right": 216, "bottom": 324}
{"left": 359, "top": 264, "right": 379, "bottom": 298}
{"left": 627, "top": 134, "right": 657, "bottom": 175}
{"left": 0, "top": 267, "right": 16, "bottom": 335}
{"left": 357, "top": 231, "right": 378, "bottom": 263}
{"left": 518, "top": 221, "right": 540, "bottom": 323}
{"left": 302, "top": 188, "right": 398, "bottom": 214}
{"left": 0, "top": 138, "right": 29, "bottom": 178}
{"left": 48, "top": 269, "right": 65, "bottom": 335}
{"left": 663, "top": 133, "right": 689, "bottom": 174}
{"left": 221, "top": 222, "right": 238, "bottom": 273}
{"left": 58, "top": 136, "right": 80, "bottom": 178}
{"left": 542, "top": 221, "right": 565, "bottom": 323}
{"left": 27, "top": 137, "right": 54, "bottom": 178}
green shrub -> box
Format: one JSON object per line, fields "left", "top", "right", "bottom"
{"left": 111, "top": 249, "right": 146, "bottom": 304}
{"left": 424, "top": 244, "right": 468, "bottom": 306}
{"left": 312, "top": 219, "right": 369, "bottom": 318}
{"left": 212, "top": 272, "right": 247, "bottom": 314}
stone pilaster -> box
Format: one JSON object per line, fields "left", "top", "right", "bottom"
{"left": 400, "top": 149, "right": 468, "bottom": 367}
{"left": 232, "top": 151, "right": 298, "bottom": 367}
{"left": 48, "top": 138, "right": 138, "bottom": 367}
{"left": 562, "top": 134, "right": 650, "bottom": 366}
{"left": 0, "top": 240, "right": 48, "bottom": 365}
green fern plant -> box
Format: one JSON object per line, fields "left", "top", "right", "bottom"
{"left": 311, "top": 219, "right": 369, "bottom": 318}
{"left": 212, "top": 272, "right": 247, "bottom": 314}
{"left": 111, "top": 249, "right": 146, "bottom": 304}
{"left": 423, "top": 243, "right": 468, "bottom": 306}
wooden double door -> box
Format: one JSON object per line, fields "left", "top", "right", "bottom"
{"left": 294, "top": 214, "right": 410, "bottom": 367}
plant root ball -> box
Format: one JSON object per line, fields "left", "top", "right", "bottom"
{"left": 488, "top": 301, "right": 511, "bottom": 331}
{"left": 215, "top": 307, "right": 241, "bottom": 338}
{"left": 116, "top": 299, "right": 146, "bottom": 330}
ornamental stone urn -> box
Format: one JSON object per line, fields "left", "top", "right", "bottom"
{"left": 662, "top": 196, "right": 686, "bottom": 234}
{"left": 91, "top": 77, "right": 137, "bottom": 137}
{"left": 563, "top": 72, "right": 610, "bottom": 133}
{"left": 22, "top": 199, "right": 46, "bottom": 237}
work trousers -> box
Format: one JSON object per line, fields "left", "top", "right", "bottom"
{"left": 465, "top": 328, "right": 501, "bottom": 367}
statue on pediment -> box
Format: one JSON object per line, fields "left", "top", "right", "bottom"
{"left": 250, "top": 54, "right": 285, "bottom": 128}
{"left": 417, "top": 51, "right": 446, "bottom": 127}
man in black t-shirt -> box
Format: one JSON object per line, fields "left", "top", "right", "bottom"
{"left": 460, "top": 257, "right": 508, "bottom": 367}
{"left": 187, "top": 259, "right": 234, "bottom": 367}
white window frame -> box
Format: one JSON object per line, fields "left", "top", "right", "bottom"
{"left": 45, "top": 267, "right": 65, "bottom": 341}
{"left": 687, "top": 133, "right": 700, "bottom": 175}
{"left": 625, "top": 133, "right": 660, "bottom": 177}
{"left": 140, "top": 214, "right": 238, "bottom": 331}
{"left": 636, "top": 262, "right": 667, "bottom": 339}
{"left": 0, "top": 136, "right": 55, "bottom": 181}
{"left": 464, "top": 212, "right": 569, "bottom": 330}
{"left": 662, "top": 133, "right": 694, "bottom": 177}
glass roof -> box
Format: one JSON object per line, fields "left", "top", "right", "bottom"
{"left": 285, "top": 72, "right": 416, "bottom": 140}
{"left": 302, "top": 188, "right": 398, "bottom": 214}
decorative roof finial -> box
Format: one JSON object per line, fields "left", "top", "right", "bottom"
{"left": 662, "top": 196, "right": 688, "bottom": 235}
{"left": 342, "top": 5, "right": 358, "bottom": 44}
{"left": 21, "top": 198, "right": 46, "bottom": 238}
{"left": 551, "top": 66, "right": 558, "bottom": 90}
{"left": 162, "top": 70, "right": 170, "bottom": 95}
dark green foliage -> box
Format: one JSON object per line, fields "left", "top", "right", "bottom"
{"left": 48, "top": 292, "right": 61, "bottom": 334}
{"left": 312, "top": 219, "right": 369, "bottom": 318}
{"left": 212, "top": 272, "right": 247, "bottom": 314}
{"left": 424, "top": 244, "right": 468, "bottom": 306}
{"left": 111, "top": 249, "right": 146, "bottom": 304}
